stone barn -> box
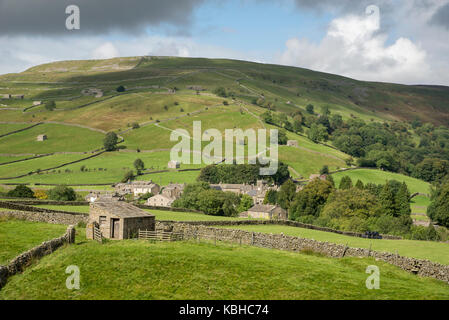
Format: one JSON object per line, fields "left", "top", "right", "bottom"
{"left": 287, "top": 140, "right": 299, "bottom": 147}
{"left": 36, "top": 134, "right": 47, "bottom": 141}
{"left": 241, "top": 204, "right": 287, "bottom": 220}
{"left": 168, "top": 160, "right": 180, "bottom": 169}
{"left": 86, "top": 200, "right": 155, "bottom": 240}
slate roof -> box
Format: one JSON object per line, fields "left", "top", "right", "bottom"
{"left": 92, "top": 201, "right": 154, "bottom": 218}
{"left": 247, "top": 204, "right": 277, "bottom": 213}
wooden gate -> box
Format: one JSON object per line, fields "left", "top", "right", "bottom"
{"left": 138, "top": 230, "right": 183, "bottom": 242}
{"left": 93, "top": 225, "right": 103, "bottom": 243}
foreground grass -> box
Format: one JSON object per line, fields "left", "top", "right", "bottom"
{"left": 1, "top": 238, "right": 449, "bottom": 300}
{"left": 219, "top": 225, "right": 449, "bottom": 265}
{"left": 0, "top": 219, "right": 67, "bottom": 264}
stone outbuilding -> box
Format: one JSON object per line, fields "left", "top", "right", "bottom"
{"left": 147, "top": 194, "right": 175, "bottom": 207}
{"left": 241, "top": 204, "right": 287, "bottom": 220}
{"left": 168, "top": 160, "right": 180, "bottom": 169}
{"left": 287, "top": 140, "right": 299, "bottom": 147}
{"left": 36, "top": 134, "right": 47, "bottom": 141}
{"left": 86, "top": 200, "right": 155, "bottom": 240}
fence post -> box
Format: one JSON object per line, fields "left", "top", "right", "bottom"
{"left": 251, "top": 232, "right": 254, "bottom": 246}
{"left": 239, "top": 236, "right": 242, "bottom": 246}
{"left": 214, "top": 230, "right": 217, "bottom": 246}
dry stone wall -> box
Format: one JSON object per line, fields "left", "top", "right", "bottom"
{"left": 156, "top": 221, "right": 449, "bottom": 284}
{"left": 156, "top": 219, "right": 401, "bottom": 240}
{"left": 0, "top": 226, "right": 76, "bottom": 289}
{"left": 0, "top": 210, "right": 88, "bottom": 225}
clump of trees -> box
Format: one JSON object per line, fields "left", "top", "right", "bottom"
{"left": 197, "top": 162, "right": 290, "bottom": 186}
{"left": 48, "top": 186, "right": 77, "bottom": 201}
{"left": 172, "top": 182, "right": 242, "bottom": 217}
{"left": 285, "top": 176, "right": 431, "bottom": 239}
{"left": 7, "top": 185, "right": 35, "bottom": 198}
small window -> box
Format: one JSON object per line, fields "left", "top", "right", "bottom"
{"left": 99, "top": 216, "right": 107, "bottom": 225}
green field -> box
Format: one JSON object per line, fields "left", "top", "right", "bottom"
{"left": 0, "top": 153, "right": 89, "bottom": 180}
{"left": 0, "top": 123, "right": 33, "bottom": 136}
{"left": 332, "top": 169, "right": 431, "bottom": 195}
{"left": 146, "top": 209, "right": 248, "bottom": 222}
{"left": 0, "top": 123, "right": 104, "bottom": 154}
{"left": 33, "top": 205, "right": 89, "bottom": 214}
{"left": 0, "top": 219, "right": 67, "bottom": 264}
{"left": 219, "top": 225, "right": 449, "bottom": 265}
{"left": 1, "top": 234, "right": 448, "bottom": 299}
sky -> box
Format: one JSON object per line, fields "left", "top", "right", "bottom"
{"left": 0, "top": 0, "right": 448, "bottom": 85}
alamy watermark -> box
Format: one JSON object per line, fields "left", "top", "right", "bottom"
{"left": 65, "top": 5, "right": 80, "bottom": 30}
{"left": 169, "top": 121, "right": 279, "bottom": 175}
{"left": 365, "top": 265, "right": 380, "bottom": 290}
{"left": 65, "top": 265, "right": 80, "bottom": 290}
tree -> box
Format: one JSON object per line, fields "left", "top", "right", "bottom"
{"left": 122, "top": 170, "right": 135, "bottom": 183}
{"left": 278, "top": 130, "right": 288, "bottom": 145}
{"left": 213, "top": 87, "right": 227, "bottom": 98}
{"left": 379, "top": 182, "right": 396, "bottom": 216}
{"left": 320, "top": 188, "right": 382, "bottom": 232}
{"left": 264, "top": 189, "right": 278, "bottom": 204}
{"left": 44, "top": 100, "right": 56, "bottom": 111}
{"left": 116, "top": 85, "right": 126, "bottom": 92}
{"left": 289, "top": 179, "right": 334, "bottom": 220}
{"left": 103, "top": 132, "right": 118, "bottom": 151}
{"left": 427, "top": 182, "right": 449, "bottom": 228}
{"left": 320, "top": 165, "right": 329, "bottom": 175}
{"left": 237, "top": 194, "right": 254, "bottom": 213}
{"left": 396, "top": 182, "right": 411, "bottom": 216}
{"left": 306, "top": 104, "right": 314, "bottom": 114}
{"left": 7, "top": 185, "right": 35, "bottom": 198}
{"left": 339, "top": 176, "right": 353, "bottom": 190}
{"left": 355, "top": 180, "right": 364, "bottom": 190}
{"left": 48, "top": 186, "right": 76, "bottom": 201}
{"left": 277, "top": 179, "right": 297, "bottom": 209}
{"left": 326, "top": 175, "right": 335, "bottom": 187}
{"left": 308, "top": 124, "right": 328, "bottom": 142}
{"left": 134, "top": 158, "right": 145, "bottom": 171}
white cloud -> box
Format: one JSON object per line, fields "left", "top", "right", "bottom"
{"left": 278, "top": 7, "right": 437, "bottom": 85}
{"left": 91, "top": 42, "right": 120, "bottom": 60}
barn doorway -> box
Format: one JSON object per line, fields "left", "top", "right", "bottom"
{"left": 111, "top": 219, "right": 120, "bottom": 239}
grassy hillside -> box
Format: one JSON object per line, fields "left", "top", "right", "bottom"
{"left": 332, "top": 169, "right": 431, "bottom": 195}
{"left": 0, "top": 123, "right": 104, "bottom": 154}
{"left": 1, "top": 235, "right": 449, "bottom": 300}
{"left": 1, "top": 56, "right": 448, "bottom": 126}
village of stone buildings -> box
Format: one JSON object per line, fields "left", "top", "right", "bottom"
{"left": 85, "top": 174, "right": 290, "bottom": 240}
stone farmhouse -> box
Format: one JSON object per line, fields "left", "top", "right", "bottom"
{"left": 2, "top": 94, "right": 11, "bottom": 99}
{"left": 211, "top": 180, "right": 277, "bottom": 205}
{"left": 168, "top": 160, "right": 180, "bottom": 169}
{"left": 85, "top": 192, "right": 125, "bottom": 203}
{"left": 147, "top": 183, "right": 185, "bottom": 207}
{"left": 36, "top": 134, "right": 47, "bottom": 141}
{"left": 114, "top": 181, "right": 160, "bottom": 197}
{"left": 86, "top": 199, "right": 155, "bottom": 240}
{"left": 240, "top": 204, "right": 287, "bottom": 220}
{"left": 33, "top": 101, "right": 42, "bottom": 106}
{"left": 147, "top": 194, "right": 175, "bottom": 207}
